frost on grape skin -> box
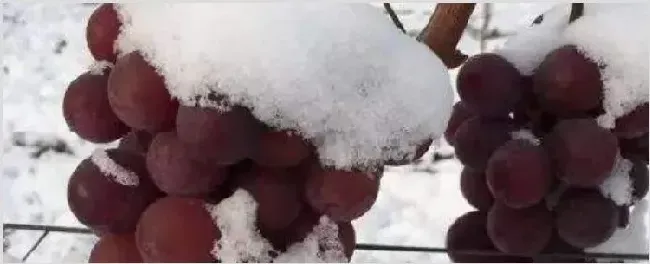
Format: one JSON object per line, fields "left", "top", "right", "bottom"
{"left": 90, "top": 148, "right": 139, "bottom": 187}
{"left": 497, "top": 4, "right": 648, "bottom": 129}
{"left": 113, "top": 3, "right": 453, "bottom": 170}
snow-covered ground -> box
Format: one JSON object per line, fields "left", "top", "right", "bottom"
{"left": 2, "top": 3, "right": 647, "bottom": 263}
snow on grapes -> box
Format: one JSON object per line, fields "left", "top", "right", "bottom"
{"left": 113, "top": 3, "right": 454, "bottom": 169}
{"left": 90, "top": 148, "right": 139, "bottom": 186}
{"left": 497, "top": 3, "right": 648, "bottom": 128}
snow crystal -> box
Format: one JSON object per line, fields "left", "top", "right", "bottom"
{"left": 89, "top": 148, "right": 139, "bottom": 187}
{"left": 274, "top": 216, "right": 348, "bottom": 263}
{"left": 497, "top": 3, "right": 648, "bottom": 129}
{"left": 564, "top": 4, "right": 649, "bottom": 128}
{"left": 87, "top": 60, "right": 113, "bottom": 76}
{"left": 600, "top": 156, "right": 634, "bottom": 206}
{"left": 113, "top": 3, "right": 453, "bottom": 170}
{"left": 207, "top": 189, "right": 275, "bottom": 263}
{"left": 510, "top": 129, "right": 540, "bottom": 146}
{"left": 496, "top": 4, "right": 570, "bottom": 75}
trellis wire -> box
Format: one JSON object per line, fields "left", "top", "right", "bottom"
{"left": 4, "top": 223, "right": 649, "bottom": 262}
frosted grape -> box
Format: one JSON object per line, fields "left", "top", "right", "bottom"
{"left": 107, "top": 52, "right": 178, "bottom": 132}
{"left": 486, "top": 139, "right": 553, "bottom": 209}
{"left": 543, "top": 119, "right": 618, "bottom": 187}
{"left": 86, "top": 4, "right": 120, "bottom": 62}
{"left": 460, "top": 167, "right": 493, "bottom": 211}
{"left": 555, "top": 188, "right": 618, "bottom": 248}
{"left": 454, "top": 117, "right": 513, "bottom": 170}
{"left": 487, "top": 203, "right": 553, "bottom": 256}
{"left": 613, "top": 103, "right": 649, "bottom": 139}
{"left": 456, "top": 53, "right": 524, "bottom": 118}
{"left": 63, "top": 71, "right": 129, "bottom": 143}
{"left": 444, "top": 102, "right": 474, "bottom": 146}
{"left": 89, "top": 233, "right": 142, "bottom": 263}
{"left": 117, "top": 130, "right": 153, "bottom": 155}
{"left": 136, "top": 197, "right": 219, "bottom": 262}
{"left": 253, "top": 130, "right": 311, "bottom": 168}
{"left": 533, "top": 45, "right": 603, "bottom": 118}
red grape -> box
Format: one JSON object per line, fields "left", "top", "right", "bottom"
{"left": 454, "top": 117, "right": 513, "bottom": 170}
{"left": 460, "top": 167, "right": 494, "bottom": 211}
{"left": 263, "top": 207, "right": 321, "bottom": 251}
{"left": 176, "top": 105, "right": 262, "bottom": 165}
{"left": 543, "top": 119, "right": 618, "bottom": 187}
{"left": 239, "top": 166, "right": 302, "bottom": 231}
{"left": 305, "top": 165, "right": 380, "bottom": 222}
{"left": 146, "top": 131, "right": 229, "bottom": 197}
{"left": 86, "top": 4, "right": 120, "bottom": 63}
{"left": 89, "top": 233, "right": 142, "bottom": 263}
{"left": 630, "top": 160, "right": 649, "bottom": 201}
{"left": 619, "top": 134, "right": 648, "bottom": 164}
{"left": 446, "top": 211, "right": 532, "bottom": 263}
{"left": 67, "top": 149, "right": 161, "bottom": 234}
{"left": 555, "top": 188, "right": 618, "bottom": 248}
{"left": 445, "top": 102, "right": 474, "bottom": 146}
{"left": 532, "top": 45, "right": 603, "bottom": 117}
{"left": 486, "top": 139, "right": 553, "bottom": 209}
{"left": 253, "top": 130, "right": 310, "bottom": 168}
{"left": 107, "top": 52, "right": 178, "bottom": 132}
{"left": 136, "top": 197, "right": 219, "bottom": 262}
{"left": 63, "top": 71, "right": 129, "bottom": 143}
{"left": 118, "top": 130, "right": 153, "bottom": 155}
{"left": 456, "top": 53, "right": 524, "bottom": 118}
{"left": 613, "top": 103, "right": 649, "bottom": 139}
{"left": 487, "top": 203, "right": 553, "bottom": 256}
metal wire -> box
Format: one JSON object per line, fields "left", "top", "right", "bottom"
{"left": 4, "top": 223, "right": 649, "bottom": 261}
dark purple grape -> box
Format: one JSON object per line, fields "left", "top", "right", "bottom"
{"left": 262, "top": 207, "right": 321, "bottom": 251}
{"left": 239, "top": 166, "right": 302, "bottom": 232}
{"left": 176, "top": 105, "right": 262, "bottom": 165}
{"left": 253, "top": 130, "right": 310, "bottom": 168}
{"left": 533, "top": 45, "right": 603, "bottom": 118}
{"left": 614, "top": 103, "right": 649, "bottom": 139}
{"left": 107, "top": 52, "right": 178, "bottom": 132}
{"left": 67, "top": 149, "right": 161, "bottom": 234}
{"left": 460, "top": 167, "right": 494, "bottom": 211}
{"left": 445, "top": 102, "right": 474, "bottom": 146}
{"left": 136, "top": 197, "right": 219, "bottom": 262}
{"left": 146, "top": 131, "right": 229, "bottom": 197}
{"left": 305, "top": 164, "right": 380, "bottom": 222}
{"left": 534, "top": 231, "right": 589, "bottom": 263}
{"left": 456, "top": 53, "right": 524, "bottom": 118}
{"left": 487, "top": 203, "right": 553, "bottom": 256}
{"left": 543, "top": 119, "right": 618, "bottom": 187}
{"left": 446, "top": 211, "right": 532, "bottom": 263}
{"left": 89, "top": 233, "right": 142, "bottom": 263}
{"left": 555, "top": 188, "right": 618, "bottom": 248}
{"left": 86, "top": 4, "right": 120, "bottom": 63}
{"left": 63, "top": 72, "right": 129, "bottom": 143}
{"left": 630, "top": 160, "right": 649, "bottom": 201}
{"left": 619, "top": 134, "right": 648, "bottom": 164}
{"left": 454, "top": 117, "right": 513, "bottom": 170}
{"left": 486, "top": 139, "right": 553, "bottom": 209}
{"left": 118, "top": 130, "right": 153, "bottom": 155}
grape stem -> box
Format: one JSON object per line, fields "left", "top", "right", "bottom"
{"left": 569, "top": 3, "right": 584, "bottom": 23}
{"left": 417, "top": 4, "right": 476, "bottom": 69}
{"left": 383, "top": 3, "right": 406, "bottom": 34}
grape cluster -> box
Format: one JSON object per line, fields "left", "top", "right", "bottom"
{"left": 445, "top": 46, "right": 648, "bottom": 262}
{"left": 63, "top": 4, "right": 424, "bottom": 263}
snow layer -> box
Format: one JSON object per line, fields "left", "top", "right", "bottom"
{"left": 274, "top": 217, "right": 348, "bottom": 263}
{"left": 89, "top": 148, "right": 139, "bottom": 187}
{"left": 497, "top": 3, "right": 649, "bottom": 128}
{"left": 600, "top": 156, "right": 634, "bottom": 206}
{"left": 113, "top": 3, "right": 454, "bottom": 169}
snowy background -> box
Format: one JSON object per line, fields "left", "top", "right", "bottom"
{"left": 1, "top": 2, "right": 647, "bottom": 263}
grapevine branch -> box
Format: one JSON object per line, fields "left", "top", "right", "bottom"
{"left": 383, "top": 3, "right": 406, "bottom": 34}
{"left": 418, "top": 4, "right": 476, "bottom": 69}
{"left": 4, "top": 223, "right": 649, "bottom": 261}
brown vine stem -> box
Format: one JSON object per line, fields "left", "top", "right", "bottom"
{"left": 418, "top": 4, "right": 476, "bottom": 69}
